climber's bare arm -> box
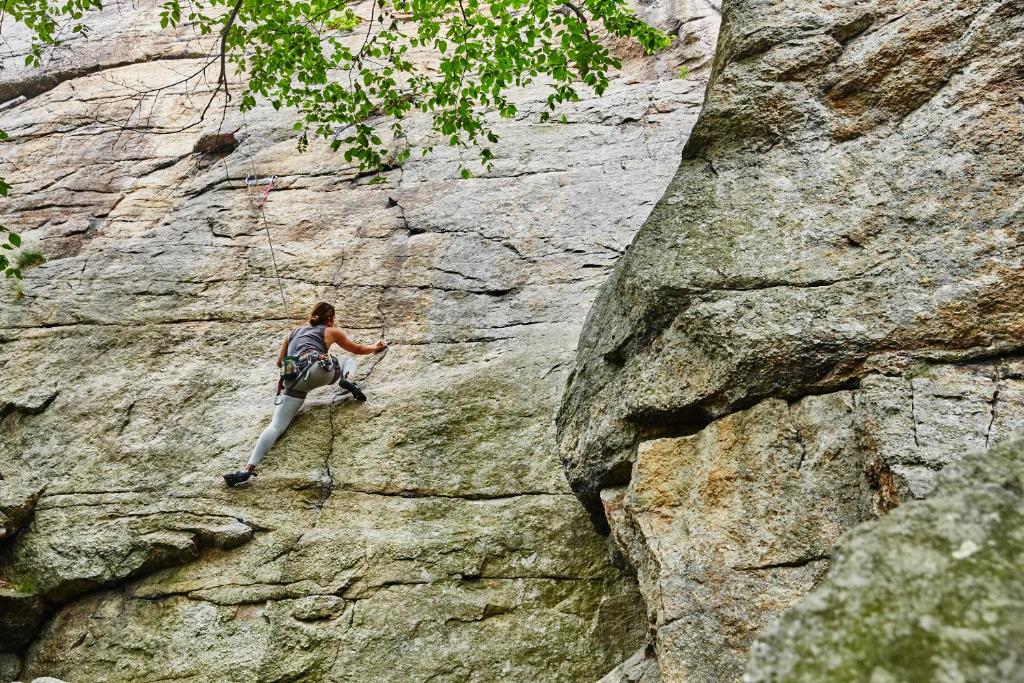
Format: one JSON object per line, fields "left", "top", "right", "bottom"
{"left": 275, "top": 333, "right": 289, "bottom": 368}
{"left": 325, "top": 327, "right": 387, "bottom": 355}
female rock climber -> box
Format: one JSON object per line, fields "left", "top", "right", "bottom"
{"left": 223, "top": 302, "right": 387, "bottom": 486}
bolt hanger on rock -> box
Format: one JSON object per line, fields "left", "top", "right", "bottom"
{"left": 245, "top": 174, "right": 277, "bottom": 209}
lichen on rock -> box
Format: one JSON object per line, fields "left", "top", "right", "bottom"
{"left": 745, "top": 436, "right": 1024, "bottom": 683}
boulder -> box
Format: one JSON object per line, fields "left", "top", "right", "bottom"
{"left": 558, "top": 0, "right": 1024, "bottom": 529}
{"left": 557, "top": 0, "right": 1024, "bottom": 679}
{"left": 0, "top": 588, "right": 48, "bottom": 652}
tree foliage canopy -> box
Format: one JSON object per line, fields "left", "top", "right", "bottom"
{"left": 0, "top": 0, "right": 670, "bottom": 276}
{"left": 162, "top": 0, "right": 670, "bottom": 169}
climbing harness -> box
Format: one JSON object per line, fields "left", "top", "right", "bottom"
{"left": 276, "top": 348, "right": 342, "bottom": 404}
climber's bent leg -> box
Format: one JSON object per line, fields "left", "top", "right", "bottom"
{"left": 227, "top": 358, "right": 353, "bottom": 485}
{"left": 248, "top": 395, "right": 304, "bottom": 467}
{"left": 337, "top": 356, "right": 357, "bottom": 380}
{"left": 246, "top": 360, "right": 340, "bottom": 472}
{"left": 337, "top": 355, "right": 366, "bottom": 401}
{"left": 244, "top": 359, "right": 335, "bottom": 468}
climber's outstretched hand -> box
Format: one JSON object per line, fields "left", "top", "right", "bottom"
{"left": 326, "top": 329, "right": 388, "bottom": 355}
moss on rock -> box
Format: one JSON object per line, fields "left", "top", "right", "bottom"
{"left": 745, "top": 438, "right": 1024, "bottom": 683}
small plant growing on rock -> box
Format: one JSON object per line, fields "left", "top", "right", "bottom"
{"left": 905, "top": 361, "right": 934, "bottom": 380}
{"left": 16, "top": 248, "right": 45, "bottom": 270}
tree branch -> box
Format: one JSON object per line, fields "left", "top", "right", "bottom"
{"left": 216, "top": 0, "right": 246, "bottom": 101}
{"left": 557, "top": 2, "right": 591, "bottom": 39}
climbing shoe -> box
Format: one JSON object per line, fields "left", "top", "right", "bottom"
{"left": 223, "top": 470, "right": 255, "bottom": 487}
{"left": 338, "top": 378, "right": 367, "bottom": 402}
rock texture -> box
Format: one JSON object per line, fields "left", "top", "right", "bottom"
{"left": 0, "top": 0, "right": 720, "bottom": 680}
{"left": 598, "top": 647, "right": 661, "bottom": 683}
{"left": 0, "top": 481, "right": 42, "bottom": 542}
{"left": 598, "top": 360, "right": 1024, "bottom": 680}
{"left": 746, "top": 436, "right": 1024, "bottom": 683}
{"left": 558, "top": 0, "right": 1024, "bottom": 680}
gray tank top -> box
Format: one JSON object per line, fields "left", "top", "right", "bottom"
{"left": 287, "top": 324, "right": 328, "bottom": 357}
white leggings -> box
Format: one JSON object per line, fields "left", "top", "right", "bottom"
{"left": 248, "top": 356, "right": 356, "bottom": 467}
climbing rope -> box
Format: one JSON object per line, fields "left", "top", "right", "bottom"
{"left": 238, "top": 108, "right": 288, "bottom": 309}
{"left": 211, "top": 103, "right": 396, "bottom": 402}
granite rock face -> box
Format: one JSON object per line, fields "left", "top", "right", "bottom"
{"left": 746, "top": 436, "right": 1024, "bottom": 683}
{"left": 0, "top": 481, "right": 42, "bottom": 543}
{"left": 598, "top": 647, "right": 661, "bottom": 683}
{"left": 0, "top": 0, "right": 720, "bottom": 680}
{"left": 558, "top": 0, "right": 1024, "bottom": 680}
{"left": 598, "top": 359, "right": 1024, "bottom": 680}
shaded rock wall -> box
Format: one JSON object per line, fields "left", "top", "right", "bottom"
{"left": 747, "top": 435, "right": 1024, "bottom": 682}
{"left": 0, "top": 0, "right": 720, "bottom": 680}
{"left": 558, "top": 0, "right": 1024, "bottom": 680}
